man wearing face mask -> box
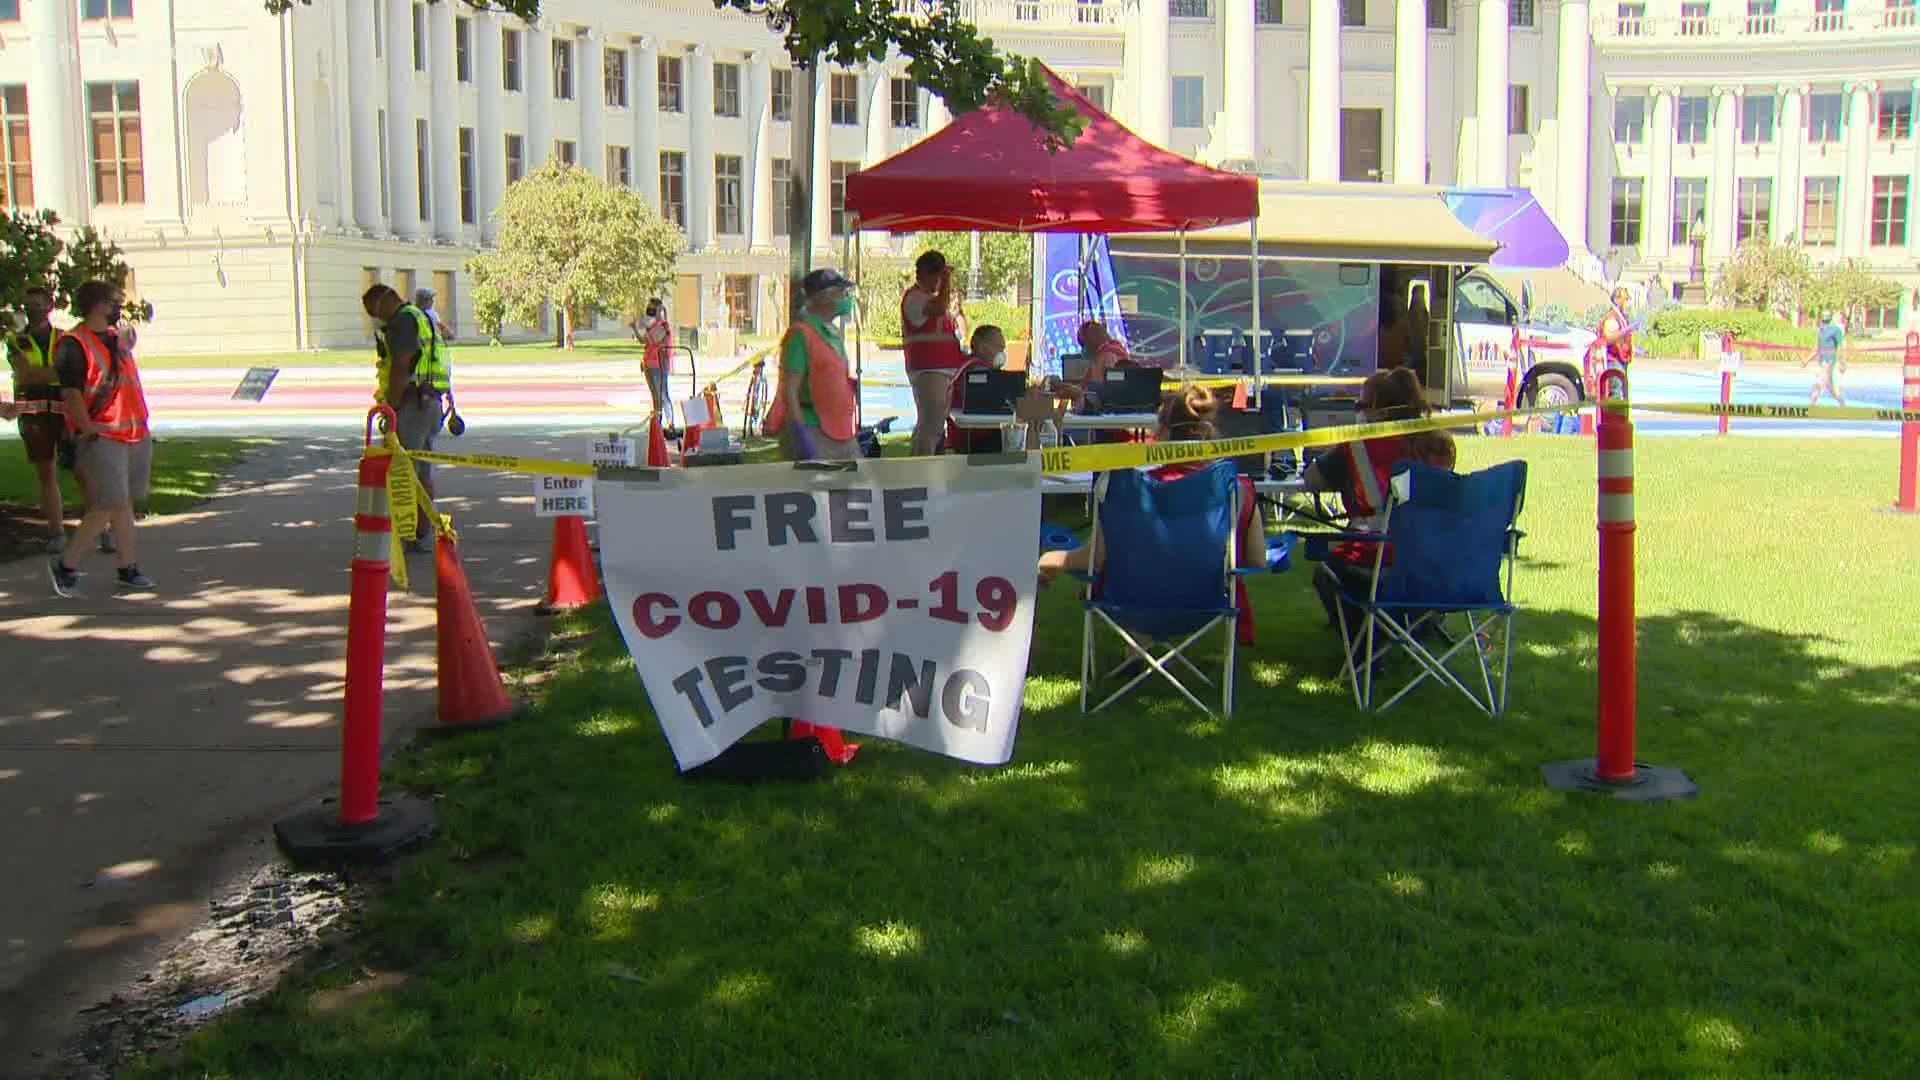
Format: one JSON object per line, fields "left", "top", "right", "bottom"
{"left": 8, "top": 284, "right": 67, "bottom": 552}
{"left": 763, "top": 269, "right": 860, "bottom": 461}
{"left": 944, "top": 324, "right": 1008, "bottom": 454}
{"left": 48, "top": 280, "right": 154, "bottom": 596}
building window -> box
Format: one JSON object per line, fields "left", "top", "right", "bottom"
{"left": 1878, "top": 90, "right": 1914, "bottom": 140}
{"left": 416, "top": 117, "right": 431, "bottom": 219}
{"left": 1508, "top": 85, "right": 1530, "bottom": 134}
{"left": 1801, "top": 178, "right": 1838, "bottom": 244}
{"left": 890, "top": 78, "right": 920, "bottom": 128}
{"left": 1340, "top": 0, "right": 1365, "bottom": 24}
{"left": 1736, "top": 178, "right": 1771, "bottom": 242}
{"left": 1740, "top": 95, "right": 1774, "bottom": 143}
{"left": 1865, "top": 304, "right": 1901, "bottom": 330}
{"left": 660, "top": 150, "right": 685, "bottom": 227}
{"left": 772, "top": 158, "right": 792, "bottom": 236}
{"left": 1672, "top": 177, "right": 1706, "bottom": 244}
{"left": 552, "top": 39, "right": 574, "bottom": 100}
{"left": 1675, "top": 95, "right": 1709, "bottom": 145}
{"left": 1871, "top": 176, "right": 1910, "bottom": 246}
{"left": 412, "top": 3, "right": 427, "bottom": 72}
{"left": 377, "top": 110, "right": 390, "bottom": 216}
{"left": 455, "top": 17, "right": 472, "bottom": 82}
{"left": 714, "top": 62, "right": 742, "bottom": 118}
{"left": 1811, "top": 0, "right": 1846, "bottom": 29}
{"left": 715, "top": 154, "right": 743, "bottom": 234}
{"left": 372, "top": 0, "right": 384, "bottom": 57}
{"left": 1257, "top": 0, "right": 1283, "bottom": 22}
{"left": 1745, "top": 0, "right": 1778, "bottom": 32}
{"left": 830, "top": 160, "right": 854, "bottom": 234}
{"left": 1170, "top": 0, "right": 1211, "bottom": 16}
{"left": 1614, "top": 94, "right": 1645, "bottom": 144}
{"left": 1511, "top": 0, "right": 1536, "bottom": 26}
{"left": 0, "top": 1, "right": 16, "bottom": 17}
{"left": 82, "top": 0, "right": 132, "bottom": 19}
{"left": 1616, "top": 1, "right": 1646, "bottom": 33}
{"left": 554, "top": 139, "right": 576, "bottom": 166}
{"left": 1, "top": 86, "right": 31, "bottom": 209}
{"left": 1171, "top": 76, "right": 1205, "bottom": 129}
{"left": 1609, "top": 179, "right": 1643, "bottom": 246}
{"left": 505, "top": 132, "right": 524, "bottom": 183}
{"left": 830, "top": 73, "right": 858, "bottom": 125}
{"left": 605, "top": 48, "right": 628, "bottom": 107}
{"left": 503, "top": 29, "right": 523, "bottom": 92}
{"left": 659, "top": 56, "right": 683, "bottom": 112}
{"left": 1887, "top": 0, "right": 1918, "bottom": 28}
{"left": 724, "top": 275, "right": 754, "bottom": 330}
{"left": 1808, "top": 92, "right": 1843, "bottom": 143}
{"left": 1679, "top": 0, "right": 1709, "bottom": 33}
{"left": 1081, "top": 83, "right": 1108, "bottom": 111}
{"left": 1426, "top": 0, "right": 1450, "bottom": 26}
{"left": 457, "top": 127, "right": 476, "bottom": 224}
{"left": 606, "top": 145, "right": 630, "bottom": 186}
{"left": 772, "top": 69, "right": 794, "bottom": 122}
{"left": 86, "top": 81, "right": 143, "bottom": 206}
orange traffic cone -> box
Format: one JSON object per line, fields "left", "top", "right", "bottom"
{"left": 789, "top": 719, "right": 859, "bottom": 765}
{"left": 432, "top": 533, "right": 518, "bottom": 731}
{"left": 536, "top": 515, "right": 601, "bottom": 615}
{"left": 647, "top": 412, "right": 673, "bottom": 467}
{"left": 1230, "top": 380, "right": 1250, "bottom": 411}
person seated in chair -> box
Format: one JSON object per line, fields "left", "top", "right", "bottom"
{"left": 1302, "top": 367, "right": 1456, "bottom": 628}
{"left": 1039, "top": 387, "right": 1267, "bottom": 643}
{"left": 944, "top": 324, "right": 1008, "bottom": 455}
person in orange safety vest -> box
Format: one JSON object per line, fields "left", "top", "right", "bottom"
{"left": 764, "top": 268, "right": 861, "bottom": 462}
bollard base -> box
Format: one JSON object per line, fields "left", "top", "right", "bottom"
{"left": 1542, "top": 758, "right": 1698, "bottom": 802}
{"left": 274, "top": 796, "right": 438, "bottom": 867}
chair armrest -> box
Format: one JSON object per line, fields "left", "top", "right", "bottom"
{"left": 1288, "top": 529, "right": 1383, "bottom": 563}
{"left": 1230, "top": 567, "right": 1265, "bottom": 578}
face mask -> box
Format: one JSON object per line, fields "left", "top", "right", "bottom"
{"left": 104, "top": 307, "right": 123, "bottom": 327}
{"left": 833, "top": 295, "right": 856, "bottom": 319}
{"left": 988, "top": 351, "right": 1008, "bottom": 369}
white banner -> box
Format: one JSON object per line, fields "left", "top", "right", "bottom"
{"left": 599, "top": 456, "right": 1042, "bottom": 770}
{"left": 534, "top": 474, "right": 594, "bottom": 517}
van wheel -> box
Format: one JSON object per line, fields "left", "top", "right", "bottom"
{"left": 1527, "top": 372, "right": 1580, "bottom": 410}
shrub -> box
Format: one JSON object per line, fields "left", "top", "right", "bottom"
{"left": 1644, "top": 308, "right": 1815, "bottom": 359}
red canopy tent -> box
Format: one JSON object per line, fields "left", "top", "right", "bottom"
{"left": 845, "top": 67, "right": 1258, "bottom": 234}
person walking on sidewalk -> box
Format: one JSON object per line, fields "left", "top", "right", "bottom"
{"left": 48, "top": 281, "right": 154, "bottom": 597}
{"left": 363, "top": 283, "right": 451, "bottom": 552}
{"left": 8, "top": 285, "right": 68, "bottom": 553}
{"left": 1805, "top": 311, "right": 1848, "bottom": 407}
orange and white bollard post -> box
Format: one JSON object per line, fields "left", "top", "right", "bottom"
{"left": 1897, "top": 330, "right": 1919, "bottom": 514}
{"left": 1501, "top": 347, "right": 1519, "bottom": 439}
{"left": 275, "top": 407, "right": 438, "bottom": 863}
{"left": 1542, "top": 372, "right": 1697, "bottom": 801}
{"left": 1717, "top": 333, "right": 1736, "bottom": 437}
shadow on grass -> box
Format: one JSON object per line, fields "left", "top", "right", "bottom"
{"left": 146, "top": 580, "right": 1920, "bottom": 1078}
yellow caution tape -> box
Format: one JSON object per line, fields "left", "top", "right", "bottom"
{"left": 1183, "top": 374, "right": 1369, "bottom": 390}
{"left": 704, "top": 345, "right": 779, "bottom": 394}
{"left": 413, "top": 449, "right": 596, "bottom": 478}
{"left": 383, "top": 439, "right": 459, "bottom": 589}
{"left": 1630, "top": 401, "right": 1920, "bottom": 424}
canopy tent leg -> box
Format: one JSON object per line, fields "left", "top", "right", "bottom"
{"left": 1250, "top": 219, "right": 1262, "bottom": 410}
{"left": 850, "top": 217, "right": 865, "bottom": 429}
{"left": 1178, "top": 228, "right": 1189, "bottom": 375}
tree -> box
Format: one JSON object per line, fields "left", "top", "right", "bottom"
{"left": 467, "top": 256, "right": 510, "bottom": 343}
{"left": 261, "top": 0, "right": 1083, "bottom": 146}
{"left": 1802, "top": 260, "right": 1904, "bottom": 330}
{"left": 465, "top": 161, "right": 683, "bottom": 348}
{"left": 0, "top": 210, "right": 150, "bottom": 327}
{"left": 1712, "top": 238, "right": 1810, "bottom": 319}
{"left": 915, "top": 231, "right": 1031, "bottom": 297}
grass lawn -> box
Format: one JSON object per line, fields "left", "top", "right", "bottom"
{"left": 0, "top": 436, "right": 260, "bottom": 556}
{"left": 142, "top": 436, "right": 1920, "bottom": 1078}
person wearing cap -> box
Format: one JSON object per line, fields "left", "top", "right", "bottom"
{"left": 763, "top": 269, "right": 860, "bottom": 461}
{"left": 414, "top": 286, "right": 455, "bottom": 342}
{"left": 1806, "top": 310, "right": 1848, "bottom": 407}
{"left": 902, "top": 250, "right": 965, "bottom": 456}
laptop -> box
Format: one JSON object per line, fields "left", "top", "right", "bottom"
{"left": 960, "top": 369, "right": 1027, "bottom": 415}
{"left": 1097, "top": 366, "right": 1165, "bottom": 412}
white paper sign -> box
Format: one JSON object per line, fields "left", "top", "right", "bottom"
{"left": 590, "top": 435, "right": 635, "bottom": 468}
{"left": 682, "top": 395, "right": 712, "bottom": 427}
{"left": 534, "top": 474, "right": 594, "bottom": 517}
{"left": 598, "top": 456, "right": 1042, "bottom": 770}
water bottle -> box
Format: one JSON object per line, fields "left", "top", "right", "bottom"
{"left": 1038, "top": 419, "right": 1059, "bottom": 449}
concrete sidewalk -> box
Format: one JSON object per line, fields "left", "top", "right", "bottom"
{"left": 0, "top": 431, "right": 582, "bottom": 1074}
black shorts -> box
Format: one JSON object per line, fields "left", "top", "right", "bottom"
{"left": 17, "top": 414, "right": 63, "bottom": 464}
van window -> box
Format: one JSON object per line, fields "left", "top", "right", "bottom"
{"left": 1455, "top": 276, "right": 1515, "bottom": 326}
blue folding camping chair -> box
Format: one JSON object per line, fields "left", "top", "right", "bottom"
{"left": 1077, "top": 460, "right": 1260, "bottom": 718}
{"left": 1318, "top": 460, "right": 1528, "bottom": 715}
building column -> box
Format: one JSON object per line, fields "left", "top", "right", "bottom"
{"left": 1840, "top": 81, "right": 1876, "bottom": 257}
{"left": 346, "top": 0, "right": 382, "bottom": 230}
{"left": 1774, "top": 85, "right": 1805, "bottom": 244}
{"left": 634, "top": 36, "right": 661, "bottom": 211}
{"left": 475, "top": 12, "right": 505, "bottom": 241}
{"left": 1135, "top": 0, "right": 1171, "bottom": 145}
{"left": 580, "top": 31, "right": 605, "bottom": 179}
{"left": 863, "top": 65, "right": 891, "bottom": 166}
{"left": 1219, "top": 0, "right": 1256, "bottom": 165}
{"left": 812, "top": 66, "right": 832, "bottom": 254}
{"left": 1556, "top": 0, "right": 1590, "bottom": 249}
{"left": 1908, "top": 78, "right": 1920, "bottom": 258}
{"left": 1708, "top": 85, "right": 1737, "bottom": 257}
{"left": 27, "top": 0, "right": 84, "bottom": 224}
{"left": 429, "top": 0, "right": 460, "bottom": 239}
{"left": 1475, "top": 0, "right": 1510, "bottom": 186}
{"left": 1306, "top": 0, "right": 1341, "bottom": 181}
{"left": 925, "top": 91, "right": 951, "bottom": 135}
{"left": 1392, "top": 0, "right": 1428, "bottom": 182}
{"left": 1647, "top": 86, "right": 1675, "bottom": 259}
{"left": 325, "top": 0, "right": 357, "bottom": 227}
{"left": 526, "top": 23, "right": 552, "bottom": 172}
{"left": 748, "top": 50, "right": 774, "bottom": 249}
{"left": 385, "top": 0, "right": 420, "bottom": 237}
{"left": 687, "top": 45, "right": 714, "bottom": 251}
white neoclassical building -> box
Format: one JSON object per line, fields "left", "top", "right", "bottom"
{"left": 2, "top": 0, "right": 1916, "bottom": 354}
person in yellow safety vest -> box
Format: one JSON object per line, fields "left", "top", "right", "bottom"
{"left": 7, "top": 285, "right": 67, "bottom": 552}
{"left": 764, "top": 269, "right": 861, "bottom": 461}
{"left": 362, "top": 283, "right": 452, "bottom": 551}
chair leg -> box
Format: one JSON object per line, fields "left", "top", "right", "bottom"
{"left": 1080, "top": 606, "right": 1093, "bottom": 715}
{"left": 1222, "top": 615, "right": 1236, "bottom": 717}
{"left": 1497, "top": 612, "right": 1514, "bottom": 716}
{"left": 1090, "top": 616, "right": 1224, "bottom": 717}
{"left": 1336, "top": 600, "right": 1365, "bottom": 709}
